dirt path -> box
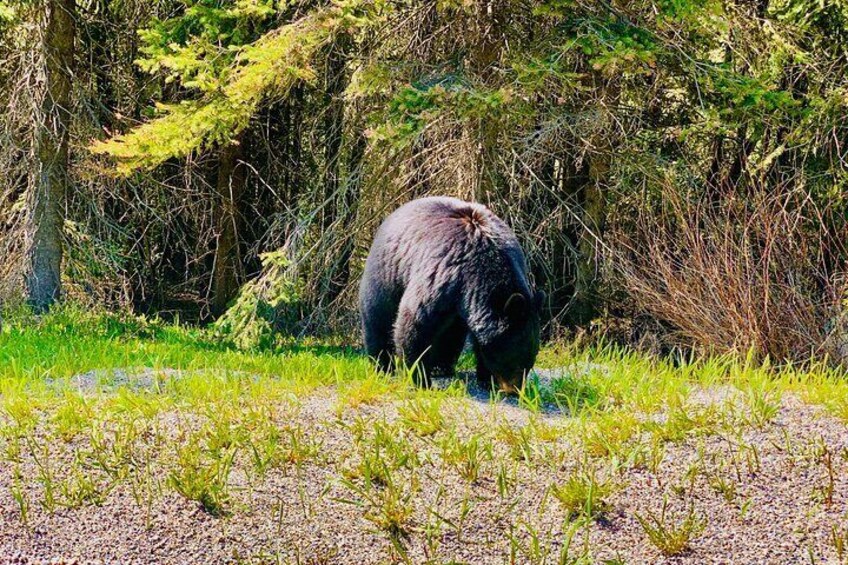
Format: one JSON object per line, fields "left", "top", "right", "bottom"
{"left": 1, "top": 370, "right": 847, "bottom": 564}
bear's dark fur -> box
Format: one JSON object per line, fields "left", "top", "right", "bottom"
{"left": 359, "top": 196, "right": 543, "bottom": 390}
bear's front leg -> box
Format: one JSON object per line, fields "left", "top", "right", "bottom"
{"left": 473, "top": 338, "right": 496, "bottom": 392}
{"left": 427, "top": 317, "right": 468, "bottom": 378}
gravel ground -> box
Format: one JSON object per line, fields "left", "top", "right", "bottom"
{"left": 2, "top": 370, "right": 847, "bottom": 564}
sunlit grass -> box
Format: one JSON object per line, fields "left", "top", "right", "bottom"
{"left": 3, "top": 304, "right": 848, "bottom": 549}
{"left": 4, "top": 305, "right": 848, "bottom": 420}
{"left": 0, "top": 304, "right": 370, "bottom": 387}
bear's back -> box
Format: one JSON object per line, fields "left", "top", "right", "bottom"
{"left": 369, "top": 196, "right": 528, "bottom": 291}
{"left": 379, "top": 196, "right": 510, "bottom": 244}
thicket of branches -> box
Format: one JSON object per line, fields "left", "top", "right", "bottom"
{"left": 1, "top": 0, "right": 846, "bottom": 363}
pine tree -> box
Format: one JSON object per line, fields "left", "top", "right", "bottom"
{"left": 26, "top": 0, "right": 75, "bottom": 312}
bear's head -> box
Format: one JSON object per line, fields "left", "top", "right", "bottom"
{"left": 476, "top": 289, "right": 544, "bottom": 392}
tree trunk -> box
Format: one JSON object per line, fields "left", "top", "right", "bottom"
{"left": 555, "top": 156, "right": 594, "bottom": 328}
{"left": 565, "top": 71, "right": 615, "bottom": 327}
{"left": 531, "top": 156, "right": 577, "bottom": 333}
{"left": 26, "top": 0, "right": 75, "bottom": 312}
{"left": 470, "top": 0, "right": 504, "bottom": 202}
{"left": 210, "top": 139, "right": 247, "bottom": 316}
{"left": 569, "top": 156, "right": 606, "bottom": 326}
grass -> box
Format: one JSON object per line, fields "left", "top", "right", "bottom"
{"left": 636, "top": 499, "right": 706, "bottom": 556}
{"left": 398, "top": 396, "right": 446, "bottom": 437}
{"left": 580, "top": 409, "right": 641, "bottom": 459}
{"left": 0, "top": 304, "right": 372, "bottom": 391}
{"left": 169, "top": 437, "right": 236, "bottom": 516}
{"left": 3, "top": 305, "right": 848, "bottom": 562}
{"left": 831, "top": 523, "right": 848, "bottom": 562}
{"left": 5, "top": 305, "right": 848, "bottom": 421}
{"left": 550, "top": 464, "right": 616, "bottom": 520}
{"left": 438, "top": 431, "right": 492, "bottom": 482}
{"left": 339, "top": 469, "right": 419, "bottom": 541}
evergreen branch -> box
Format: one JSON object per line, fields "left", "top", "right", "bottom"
{"left": 91, "top": 0, "right": 369, "bottom": 175}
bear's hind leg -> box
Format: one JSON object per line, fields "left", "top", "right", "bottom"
{"left": 361, "top": 290, "right": 399, "bottom": 373}
{"left": 365, "top": 328, "right": 395, "bottom": 373}
{"left": 364, "top": 314, "right": 396, "bottom": 373}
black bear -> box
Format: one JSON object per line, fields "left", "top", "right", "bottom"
{"left": 359, "top": 196, "right": 543, "bottom": 391}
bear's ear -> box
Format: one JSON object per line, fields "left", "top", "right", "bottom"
{"left": 504, "top": 293, "right": 527, "bottom": 320}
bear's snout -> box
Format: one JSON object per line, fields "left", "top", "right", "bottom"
{"left": 493, "top": 373, "right": 525, "bottom": 394}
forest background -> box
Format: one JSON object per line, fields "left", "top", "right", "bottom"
{"left": 1, "top": 0, "right": 846, "bottom": 365}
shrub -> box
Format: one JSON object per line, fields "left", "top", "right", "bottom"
{"left": 610, "top": 183, "right": 847, "bottom": 365}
